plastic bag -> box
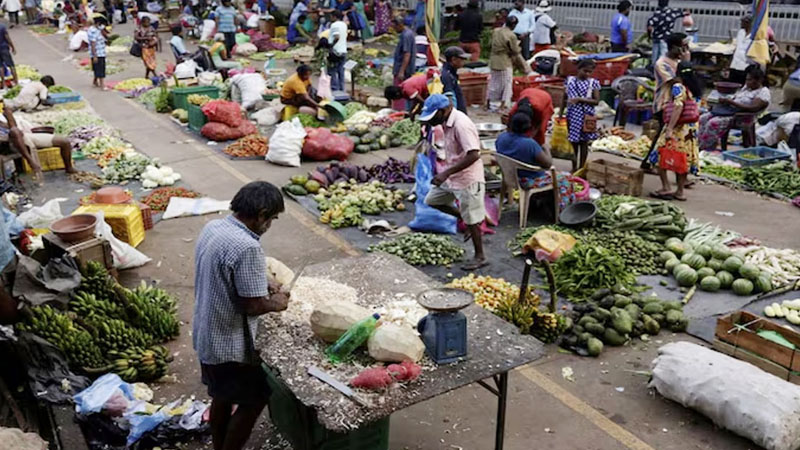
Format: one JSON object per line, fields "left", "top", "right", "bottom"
{"left": 266, "top": 118, "right": 306, "bottom": 167}
{"left": 17, "top": 198, "right": 66, "bottom": 228}
{"left": 174, "top": 60, "right": 200, "bottom": 79}
{"left": 202, "top": 100, "right": 244, "bottom": 127}
{"left": 92, "top": 211, "right": 151, "bottom": 269}
{"left": 550, "top": 117, "right": 572, "bottom": 156}
{"left": 651, "top": 341, "right": 800, "bottom": 450}
{"left": 408, "top": 151, "right": 456, "bottom": 234}
{"left": 302, "top": 127, "right": 354, "bottom": 161}
{"left": 230, "top": 73, "right": 266, "bottom": 109}
{"left": 201, "top": 19, "right": 216, "bottom": 41}
{"left": 252, "top": 102, "right": 282, "bottom": 126}
{"left": 162, "top": 197, "right": 231, "bottom": 220}
{"left": 74, "top": 374, "right": 134, "bottom": 415}
{"left": 318, "top": 71, "right": 333, "bottom": 100}
{"left": 523, "top": 228, "right": 576, "bottom": 260}
{"left": 126, "top": 410, "right": 169, "bottom": 446}
{"left": 197, "top": 71, "right": 222, "bottom": 86}
{"left": 235, "top": 32, "right": 251, "bottom": 45}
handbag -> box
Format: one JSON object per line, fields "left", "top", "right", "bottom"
{"left": 663, "top": 97, "right": 700, "bottom": 124}
{"left": 129, "top": 41, "right": 142, "bottom": 58}
{"left": 658, "top": 137, "right": 689, "bottom": 174}
{"left": 581, "top": 83, "right": 597, "bottom": 133}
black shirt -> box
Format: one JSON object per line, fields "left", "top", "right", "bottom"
{"left": 458, "top": 7, "right": 484, "bottom": 43}
{"left": 442, "top": 62, "right": 467, "bottom": 115}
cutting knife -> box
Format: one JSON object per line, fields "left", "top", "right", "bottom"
{"left": 282, "top": 255, "right": 311, "bottom": 293}
{"left": 307, "top": 365, "right": 369, "bottom": 407}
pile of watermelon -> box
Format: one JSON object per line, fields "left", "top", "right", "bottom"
{"left": 660, "top": 238, "right": 772, "bottom": 296}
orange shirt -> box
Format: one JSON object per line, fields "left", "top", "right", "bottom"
{"left": 509, "top": 87, "right": 555, "bottom": 145}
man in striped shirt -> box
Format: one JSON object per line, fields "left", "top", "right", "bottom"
{"left": 215, "top": 0, "right": 238, "bottom": 53}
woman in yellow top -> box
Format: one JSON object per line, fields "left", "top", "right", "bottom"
{"left": 280, "top": 65, "right": 320, "bottom": 114}
{"left": 209, "top": 34, "right": 243, "bottom": 70}
{"left": 647, "top": 61, "right": 701, "bottom": 202}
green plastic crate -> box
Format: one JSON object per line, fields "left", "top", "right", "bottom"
{"left": 171, "top": 85, "right": 219, "bottom": 111}
{"left": 263, "top": 364, "right": 390, "bottom": 450}
{"left": 187, "top": 104, "right": 207, "bottom": 132}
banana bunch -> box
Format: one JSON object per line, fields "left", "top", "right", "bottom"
{"left": 70, "top": 291, "right": 126, "bottom": 321}
{"left": 79, "top": 261, "right": 120, "bottom": 302}
{"left": 122, "top": 288, "right": 180, "bottom": 342}
{"left": 17, "top": 305, "right": 105, "bottom": 368}
{"left": 108, "top": 345, "right": 172, "bottom": 382}
{"left": 494, "top": 296, "right": 536, "bottom": 334}
{"left": 129, "top": 280, "right": 177, "bottom": 314}
{"left": 87, "top": 317, "right": 154, "bottom": 353}
{"left": 531, "top": 311, "right": 570, "bottom": 344}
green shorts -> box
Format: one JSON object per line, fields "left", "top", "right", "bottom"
{"left": 425, "top": 182, "right": 486, "bottom": 226}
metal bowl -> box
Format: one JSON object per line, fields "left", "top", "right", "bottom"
{"left": 559, "top": 201, "right": 597, "bottom": 227}
{"left": 50, "top": 214, "right": 97, "bottom": 243}
{"left": 475, "top": 123, "right": 507, "bottom": 133}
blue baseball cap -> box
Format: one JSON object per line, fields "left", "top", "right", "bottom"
{"left": 418, "top": 94, "right": 451, "bottom": 122}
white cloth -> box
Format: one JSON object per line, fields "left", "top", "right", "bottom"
{"left": 1, "top": 0, "right": 21, "bottom": 12}
{"left": 246, "top": 13, "right": 259, "bottom": 28}
{"left": 730, "top": 28, "right": 753, "bottom": 71}
{"left": 329, "top": 20, "right": 347, "bottom": 56}
{"left": 508, "top": 8, "right": 534, "bottom": 34}
{"left": 533, "top": 13, "right": 556, "bottom": 45}
{"left": 6, "top": 81, "right": 48, "bottom": 112}
{"left": 69, "top": 30, "right": 89, "bottom": 51}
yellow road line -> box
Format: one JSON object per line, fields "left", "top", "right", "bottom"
{"left": 518, "top": 366, "right": 655, "bottom": 450}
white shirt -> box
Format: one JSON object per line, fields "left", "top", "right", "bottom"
{"left": 8, "top": 81, "right": 48, "bottom": 111}
{"left": 69, "top": 29, "right": 89, "bottom": 51}
{"left": 533, "top": 13, "right": 556, "bottom": 44}
{"left": 329, "top": 20, "right": 347, "bottom": 56}
{"left": 508, "top": 8, "right": 534, "bottom": 35}
{"left": 730, "top": 28, "right": 753, "bottom": 71}
{"left": 1, "top": 0, "right": 21, "bottom": 13}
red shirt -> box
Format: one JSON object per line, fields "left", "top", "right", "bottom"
{"left": 400, "top": 74, "right": 429, "bottom": 101}
{"left": 509, "top": 87, "right": 555, "bottom": 145}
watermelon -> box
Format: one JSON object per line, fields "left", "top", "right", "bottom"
{"left": 739, "top": 263, "right": 760, "bottom": 280}
{"left": 665, "top": 258, "right": 681, "bottom": 272}
{"left": 697, "top": 267, "right": 715, "bottom": 280}
{"left": 676, "top": 267, "right": 698, "bottom": 287}
{"left": 707, "top": 258, "right": 723, "bottom": 272}
{"left": 722, "top": 256, "right": 744, "bottom": 273}
{"left": 659, "top": 250, "right": 677, "bottom": 263}
{"left": 686, "top": 253, "right": 706, "bottom": 270}
{"left": 712, "top": 245, "right": 732, "bottom": 260}
{"left": 673, "top": 263, "right": 692, "bottom": 278}
{"left": 666, "top": 240, "right": 689, "bottom": 257}
{"left": 755, "top": 274, "right": 773, "bottom": 293}
{"left": 665, "top": 237, "right": 682, "bottom": 246}
{"left": 716, "top": 270, "right": 734, "bottom": 288}
{"left": 695, "top": 244, "right": 712, "bottom": 259}
{"left": 700, "top": 276, "right": 721, "bottom": 292}
{"left": 732, "top": 278, "right": 754, "bottom": 296}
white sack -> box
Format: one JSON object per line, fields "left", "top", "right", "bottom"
{"left": 230, "top": 73, "right": 266, "bottom": 110}
{"left": 650, "top": 341, "right": 800, "bottom": 450}
{"left": 162, "top": 197, "right": 231, "bottom": 220}
{"left": 266, "top": 118, "right": 305, "bottom": 167}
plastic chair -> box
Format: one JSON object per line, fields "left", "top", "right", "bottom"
{"left": 529, "top": 49, "right": 561, "bottom": 76}
{"left": 493, "top": 152, "right": 560, "bottom": 228}
{"left": 611, "top": 76, "right": 653, "bottom": 128}
{"left": 721, "top": 112, "right": 761, "bottom": 151}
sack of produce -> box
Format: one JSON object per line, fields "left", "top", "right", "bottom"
{"left": 234, "top": 42, "right": 257, "bottom": 57}
{"left": 301, "top": 127, "right": 354, "bottom": 161}
{"left": 230, "top": 73, "right": 266, "bottom": 110}
{"left": 266, "top": 118, "right": 305, "bottom": 167}
{"left": 310, "top": 300, "right": 370, "bottom": 342}
{"left": 367, "top": 323, "right": 425, "bottom": 363}
{"left": 408, "top": 150, "right": 457, "bottom": 234}
{"left": 650, "top": 341, "right": 800, "bottom": 450}
{"left": 202, "top": 100, "right": 244, "bottom": 127}
{"left": 200, "top": 122, "right": 238, "bottom": 141}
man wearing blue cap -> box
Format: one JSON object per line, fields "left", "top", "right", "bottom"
{"left": 419, "top": 94, "right": 487, "bottom": 270}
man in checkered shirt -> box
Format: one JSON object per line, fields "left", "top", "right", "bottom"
{"left": 193, "top": 181, "right": 289, "bottom": 450}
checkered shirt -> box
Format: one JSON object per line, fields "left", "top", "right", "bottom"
{"left": 87, "top": 26, "right": 106, "bottom": 58}
{"left": 193, "top": 215, "right": 269, "bottom": 364}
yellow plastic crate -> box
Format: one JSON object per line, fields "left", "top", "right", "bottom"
{"left": 72, "top": 204, "right": 145, "bottom": 248}
{"left": 23, "top": 147, "right": 65, "bottom": 173}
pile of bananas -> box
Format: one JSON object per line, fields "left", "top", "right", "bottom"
{"left": 17, "top": 305, "right": 106, "bottom": 368}
{"left": 187, "top": 94, "right": 212, "bottom": 106}
{"left": 78, "top": 261, "right": 121, "bottom": 303}
{"left": 70, "top": 291, "right": 126, "bottom": 321}
{"left": 86, "top": 317, "right": 154, "bottom": 353}
{"left": 531, "top": 311, "right": 570, "bottom": 344}
{"left": 107, "top": 346, "right": 172, "bottom": 382}
{"left": 121, "top": 288, "right": 180, "bottom": 342}
{"left": 494, "top": 296, "right": 536, "bottom": 334}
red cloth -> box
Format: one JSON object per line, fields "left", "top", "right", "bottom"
{"left": 534, "top": 43, "right": 552, "bottom": 54}
{"left": 400, "top": 74, "right": 429, "bottom": 101}
{"left": 509, "top": 87, "right": 554, "bottom": 146}
{"left": 460, "top": 42, "right": 481, "bottom": 62}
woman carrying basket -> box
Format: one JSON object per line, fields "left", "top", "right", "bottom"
{"left": 648, "top": 61, "right": 702, "bottom": 201}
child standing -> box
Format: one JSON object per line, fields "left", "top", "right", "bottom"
{"left": 87, "top": 15, "right": 108, "bottom": 90}
{"left": 565, "top": 59, "right": 600, "bottom": 171}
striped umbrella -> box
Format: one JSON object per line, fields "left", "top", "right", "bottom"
{"left": 425, "top": 0, "right": 441, "bottom": 64}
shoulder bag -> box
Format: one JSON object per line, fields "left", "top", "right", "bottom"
{"left": 582, "top": 84, "right": 597, "bottom": 133}
{"left": 130, "top": 41, "right": 142, "bottom": 58}
{"left": 663, "top": 96, "right": 700, "bottom": 124}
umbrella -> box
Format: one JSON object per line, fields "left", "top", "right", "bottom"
{"left": 747, "top": 0, "right": 770, "bottom": 67}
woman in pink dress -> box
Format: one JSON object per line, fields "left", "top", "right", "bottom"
{"left": 373, "top": 0, "right": 391, "bottom": 36}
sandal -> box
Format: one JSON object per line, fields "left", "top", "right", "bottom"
{"left": 649, "top": 191, "right": 674, "bottom": 200}
{"left": 462, "top": 259, "right": 490, "bottom": 271}
{"left": 672, "top": 193, "right": 687, "bottom": 201}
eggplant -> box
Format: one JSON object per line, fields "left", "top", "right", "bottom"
{"left": 358, "top": 168, "right": 369, "bottom": 182}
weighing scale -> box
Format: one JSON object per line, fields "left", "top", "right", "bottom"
{"left": 417, "top": 288, "right": 474, "bottom": 364}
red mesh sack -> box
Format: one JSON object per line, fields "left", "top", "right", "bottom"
{"left": 201, "top": 100, "right": 244, "bottom": 127}
{"left": 350, "top": 367, "right": 393, "bottom": 390}
{"left": 236, "top": 120, "right": 258, "bottom": 136}
{"left": 301, "top": 127, "right": 354, "bottom": 161}
{"left": 201, "top": 122, "right": 238, "bottom": 141}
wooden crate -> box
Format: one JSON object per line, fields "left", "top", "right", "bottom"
{"left": 713, "top": 339, "right": 800, "bottom": 385}
{"left": 715, "top": 311, "right": 800, "bottom": 373}
{"left": 586, "top": 159, "right": 644, "bottom": 196}
{"left": 43, "top": 233, "right": 116, "bottom": 279}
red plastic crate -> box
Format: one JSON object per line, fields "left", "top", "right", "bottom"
{"left": 137, "top": 201, "right": 153, "bottom": 230}
{"left": 511, "top": 75, "right": 563, "bottom": 101}
{"left": 593, "top": 59, "right": 631, "bottom": 86}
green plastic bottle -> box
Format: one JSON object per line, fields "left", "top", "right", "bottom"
{"left": 325, "top": 313, "right": 380, "bottom": 364}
